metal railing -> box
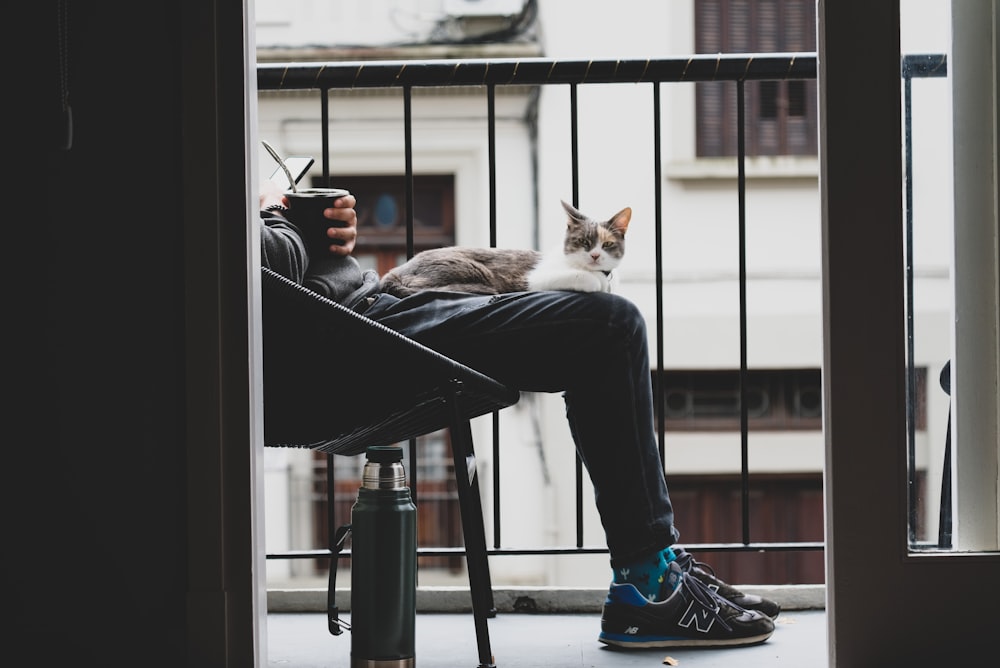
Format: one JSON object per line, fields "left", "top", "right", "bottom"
{"left": 260, "top": 52, "right": 945, "bottom": 573}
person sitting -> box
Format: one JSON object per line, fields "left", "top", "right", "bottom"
{"left": 258, "top": 180, "right": 779, "bottom": 648}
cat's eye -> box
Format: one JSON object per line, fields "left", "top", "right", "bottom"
{"left": 603, "top": 241, "right": 617, "bottom": 250}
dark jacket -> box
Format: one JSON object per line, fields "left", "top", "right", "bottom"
{"left": 260, "top": 210, "right": 380, "bottom": 309}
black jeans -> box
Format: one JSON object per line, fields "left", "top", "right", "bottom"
{"left": 364, "top": 289, "right": 680, "bottom": 567}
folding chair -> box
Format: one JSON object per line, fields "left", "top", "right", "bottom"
{"left": 261, "top": 267, "right": 518, "bottom": 668}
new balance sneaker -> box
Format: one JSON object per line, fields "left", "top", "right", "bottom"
{"left": 599, "top": 561, "right": 775, "bottom": 649}
{"left": 673, "top": 547, "right": 781, "bottom": 619}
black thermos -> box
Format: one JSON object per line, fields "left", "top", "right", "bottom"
{"left": 350, "top": 446, "right": 417, "bottom": 668}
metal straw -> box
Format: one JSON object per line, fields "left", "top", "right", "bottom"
{"left": 261, "top": 139, "right": 298, "bottom": 193}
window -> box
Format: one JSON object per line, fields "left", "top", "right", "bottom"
{"left": 657, "top": 368, "right": 824, "bottom": 431}
{"left": 695, "top": 0, "right": 817, "bottom": 157}
{"left": 656, "top": 366, "right": 927, "bottom": 432}
{"left": 313, "top": 173, "right": 456, "bottom": 275}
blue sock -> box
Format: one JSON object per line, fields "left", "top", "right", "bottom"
{"left": 613, "top": 546, "right": 679, "bottom": 601}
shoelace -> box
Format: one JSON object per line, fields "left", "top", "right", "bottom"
{"left": 673, "top": 550, "right": 761, "bottom": 620}
{"left": 678, "top": 572, "right": 734, "bottom": 632}
{"left": 674, "top": 549, "right": 719, "bottom": 579}
{"left": 693, "top": 558, "right": 720, "bottom": 579}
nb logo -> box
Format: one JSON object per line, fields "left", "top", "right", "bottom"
{"left": 678, "top": 601, "right": 717, "bottom": 633}
{"left": 624, "top": 626, "right": 639, "bottom": 635}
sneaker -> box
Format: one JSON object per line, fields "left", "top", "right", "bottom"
{"left": 673, "top": 547, "right": 781, "bottom": 619}
{"left": 598, "top": 561, "right": 775, "bottom": 649}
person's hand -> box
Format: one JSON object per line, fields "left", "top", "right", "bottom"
{"left": 259, "top": 182, "right": 359, "bottom": 256}
{"left": 311, "top": 192, "right": 358, "bottom": 256}
{"left": 259, "top": 179, "right": 287, "bottom": 211}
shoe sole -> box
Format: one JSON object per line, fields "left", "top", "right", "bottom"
{"left": 598, "top": 629, "right": 774, "bottom": 649}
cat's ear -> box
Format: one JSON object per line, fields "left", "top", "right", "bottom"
{"left": 561, "top": 200, "right": 588, "bottom": 223}
{"left": 607, "top": 207, "right": 632, "bottom": 235}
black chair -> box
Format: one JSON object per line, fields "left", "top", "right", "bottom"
{"left": 261, "top": 267, "right": 518, "bottom": 668}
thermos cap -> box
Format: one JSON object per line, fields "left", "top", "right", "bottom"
{"left": 366, "top": 445, "right": 404, "bottom": 464}
{"left": 362, "top": 446, "right": 407, "bottom": 489}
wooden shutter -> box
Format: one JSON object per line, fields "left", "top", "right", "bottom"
{"left": 695, "top": 0, "right": 817, "bottom": 157}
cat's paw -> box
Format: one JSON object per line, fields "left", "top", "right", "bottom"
{"left": 528, "top": 269, "right": 608, "bottom": 293}
{"left": 570, "top": 272, "right": 607, "bottom": 293}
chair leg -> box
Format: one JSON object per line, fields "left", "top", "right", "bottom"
{"left": 448, "top": 389, "right": 497, "bottom": 668}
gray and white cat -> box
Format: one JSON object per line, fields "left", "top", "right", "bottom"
{"left": 378, "top": 200, "right": 632, "bottom": 297}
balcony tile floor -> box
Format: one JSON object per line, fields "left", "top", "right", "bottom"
{"left": 268, "top": 609, "right": 826, "bottom": 667}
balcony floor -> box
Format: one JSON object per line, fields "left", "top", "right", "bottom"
{"left": 267, "top": 608, "right": 827, "bottom": 667}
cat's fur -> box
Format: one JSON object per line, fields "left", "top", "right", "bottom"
{"left": 378, "top": 200, "right": 631, "bottom": 297}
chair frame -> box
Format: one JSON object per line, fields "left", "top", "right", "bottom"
{"left": 261, "top": 267, "right": 518, "bottom": 667}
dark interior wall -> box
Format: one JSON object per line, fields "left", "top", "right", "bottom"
{"left": 15, "top": 2, "right": 190, "bottom": 665}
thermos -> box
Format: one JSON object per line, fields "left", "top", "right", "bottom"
{"left": 350, "top": 446, "right": 417, "bottom": 668}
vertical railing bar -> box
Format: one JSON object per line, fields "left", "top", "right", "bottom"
{"left": 492, "top": 412, "right": 501, "bottom": 549}
{"left": 408, "top": 445, "right": 418, "bottom": 509}
{"left": 903, "top": 67, "right": 917, "bottom": 545}
{"left": 653, "top": 83, "right": 666, "bottom": 464}
{"left": 403, "top": 85, "right": 415, "bottom": 259}
{"left": 487, "top": 83, "right": 503, "bottom": 549}
{"left": 401, "top": 85, "right": 420, "bottom": 510}
{"left": 570, "top": 84, "right": 580, "bottom": 206}
{"left": 736, "top": 79, "right": 751, "bottom": 546}
{"left": 320, "top": 88, "right": 330, "bottom": 182}
{"left": 320, "top": 87, "right": 337, "bottom": 559}
{"left": 570, "top": 83, "right": 585, "bottom": 548}
{"left": 488, "top": 83, "right": 498, "bottom": 247}
{"left": 327, "top": 454, "right": 336, "bottom": 562}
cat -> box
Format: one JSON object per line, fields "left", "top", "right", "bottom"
{"left": 378, "top": 200, "right": 632, "bottom": 297}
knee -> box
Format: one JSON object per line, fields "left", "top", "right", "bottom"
{"left": 590, "top": 293, "right": 647, "bottom": 339}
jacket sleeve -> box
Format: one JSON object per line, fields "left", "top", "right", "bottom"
{"left": 260, "top": 211, "right": 309, "bottom": 284}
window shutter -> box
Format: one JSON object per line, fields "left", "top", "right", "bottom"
{"left": 728, "top": 0, "right": 752, "bottom": 52}
{"left": 782, "top": 0, "right": 817, "bottom": 155}
{"left": 696, "top": 0, "right": 727, "bottom": 157}
{"left": 694, "top": 0, "right": 817, "bottom": 157}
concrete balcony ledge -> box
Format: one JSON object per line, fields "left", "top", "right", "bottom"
{"left": 267, "top": 584, "right": 826, "bottom": 613}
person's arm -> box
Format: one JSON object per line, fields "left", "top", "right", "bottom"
{"left": 261, "top": 211, "right": 310, "bottom": 284}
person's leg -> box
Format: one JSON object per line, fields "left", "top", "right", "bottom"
{"left": 365, "top": 289, "right": 778, "bottom": 645}
{"left": 365, "top": 289, "right": 679, "bottom": 563}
